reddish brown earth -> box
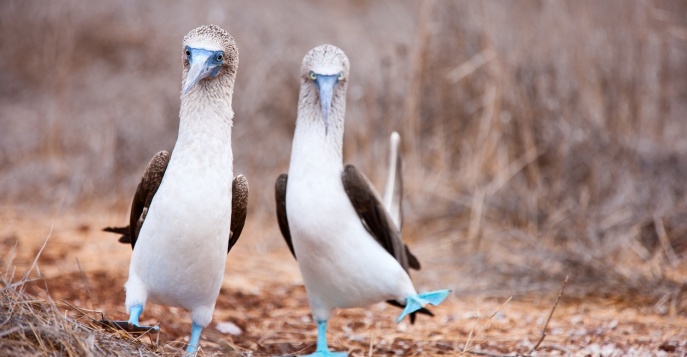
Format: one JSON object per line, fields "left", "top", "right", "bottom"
{"left": 3, "top": 207, "right": 686, "bottom": 356}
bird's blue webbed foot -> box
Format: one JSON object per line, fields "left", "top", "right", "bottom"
{"left": 302, "top": 320, "right": 347, "bottom": 357}
{"left": 126, "top": 304, "right": 160, "bottom": 332}
{"left": 396, "top": 289, "right": 452, "bottom": 323}
{"left": 100, "top": 304, "right": 160, "bottom": 334}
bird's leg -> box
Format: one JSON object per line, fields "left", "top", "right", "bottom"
{"left": 128, "top": 304, "right": 143, "bottom": 326}
{"left": 100, "top": 303, "right": 159, "bottom": 334}
{"left": 396, "top": 289, "right": 452, "bottom": 323}
{"left": 185, "top": 322, "right": 203, "bottom": 355}
{"left": 315, "top": 320, "right": 328, "bottom": 352}
{"left": 303, "top": 320, "right": 347, "bottom": 357}
{"left": 125, "top": 304, "right": 159, "bottom": 332}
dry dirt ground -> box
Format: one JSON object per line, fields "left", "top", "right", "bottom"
{"left": 2, "top": 207, "right": 686, "bottom": 356}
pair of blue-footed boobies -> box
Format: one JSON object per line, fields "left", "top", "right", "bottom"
{"left": 104, "top": 26, "right": 448, "bottom": 356}
{"left": 103, "top": 25, "right": 248, "bottom": 354}
{"left": 275, "top": 45, "right": 450, "bottom": 356}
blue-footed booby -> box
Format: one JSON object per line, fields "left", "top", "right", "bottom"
{"left": 274, "top": 45, "right": 450, "bottom": 357}
{"left": 102, "top": 25, "right": 248, "bottom": 354}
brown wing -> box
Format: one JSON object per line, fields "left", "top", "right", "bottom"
{"left": 341, "top": 164, "right": 420, "bottom": 272}
{"left": 275, "top": 174, "right": 296, "bottom": 258}
{"left": 342, "top": 164, "right": 427, "bottom": 323}
{"left": 228, "top": 174, "right": 249, "bottom": 253}
{"left": 102, "top": 150, "right": 170, "bottom": 249}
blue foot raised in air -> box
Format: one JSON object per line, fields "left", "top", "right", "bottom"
{"left": 303, "top": 320, "right": 347, "bottom": 357}
{"left": 396, "top": 289, "right": 452, "bottom": 323}
{"left": 185, "top": 322, "right": 204, "bottom": 355}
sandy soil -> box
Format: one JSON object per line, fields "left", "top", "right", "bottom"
{"left": 2, "top": 206, "right": 686, "bottom": 356}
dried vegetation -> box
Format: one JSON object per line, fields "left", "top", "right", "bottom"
{"left": 1, "top": 237, "right": 158, "bottom": 356}
{"left": 1, "top": 0, "right": 687, "bottom": 355}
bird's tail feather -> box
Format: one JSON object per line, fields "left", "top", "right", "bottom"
{"left": 383, "top": 131, "right": 402, "bottom": 229}
{"left": 103, "top": 226, "right": 128, "bottom": 235}
{"left": 102, "top": 226, "right": 131, "bottom": 244}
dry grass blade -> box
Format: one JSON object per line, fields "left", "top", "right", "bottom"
{"left": 465, "top": 351, "right": 521, "bottom": 357}
{"left": 23, "top": 223, "right": 52, "bottom": 282}
{"left": 367, "top": 331, "right": 375, "bottom": 357}
{"left": 653, "top": 215, "right": 680, "bottom": 267}
{"left": 528, "top": 276, "right": 568, "bottom": 354}
{"left": 462, "top": 296, "right": 513, "bottom": 355}
{"left": 76, "top": 258, "right": 96, "bottom": 314}
{"left": 448, "top": 47, "right": 496, "bottom": 83}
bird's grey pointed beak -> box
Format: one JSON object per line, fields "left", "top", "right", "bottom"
{"left": 315, "top": 75, "right": 339, "bottom": 134}
{"left": 182, "top": 49, "right": 222, "bottom": 95}
{"left": 182, "top": 61, "right": 205, "bottom": 94}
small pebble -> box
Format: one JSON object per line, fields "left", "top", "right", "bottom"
{"left": 215, "top": 321, "right": 242, "bottom": 336}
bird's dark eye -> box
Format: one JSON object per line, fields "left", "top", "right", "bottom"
{"left": 185, "top": 49, "right": 191, "bottom": 57}
{"left": 216, "top": 54, "right": 223, "bottom": 61}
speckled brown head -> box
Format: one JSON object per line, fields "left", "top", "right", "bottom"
{"left": 299, "top": 45, "right": 350, "bottom": 134}
{"left": 300, "top": 44, "right": 350, "bottom": 82}
{"left": 181, "top": 24, "right": 238, "bottom": 95}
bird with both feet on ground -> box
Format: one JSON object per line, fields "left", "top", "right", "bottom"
{"left": 101, "top": 24, "right": 248, "bottom": 355}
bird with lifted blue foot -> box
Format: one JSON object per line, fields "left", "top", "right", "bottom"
{"left": 101, "top": 25, "right": 248, "bottom": 355}
{"left": 275, "top": 45, "right": 450, "bottom": 357}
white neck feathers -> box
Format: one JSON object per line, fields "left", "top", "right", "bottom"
{"left": 291, "top": 81, "right": 347, "bottom": 165}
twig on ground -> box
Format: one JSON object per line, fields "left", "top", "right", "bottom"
{"left": 367, "top": 331, "right": 375, "bottom": 357}
{"left": 59, "top": 300, "right": 104, "bottom": 325}
{"left": 463, "top": 278, "right": 569, "bottom": 357}
{"left": 489, "top": 296, "right": 513, "bottom": 320}
{"left": 23, "top": 223, "right": 53, "bottom": 282}
{"left": 462, "top": 296, "right": 512, "bottom": 354}
{"left": 465, "top": 351, "right": 522, "bottom": 357}
{"left": 463, "top": 319, "right": 478, "bottom": 354}
{"left": 653, "top": 215, "right": 679, "bottom": 267}
{"left": 3, "top": 240, "right": 18, "bottom": 282}
{"left": 528, "top": 276, "right": 568, "bottom": 354}
{"left": 76, "top": 258, "right": 95, "bottom": 313}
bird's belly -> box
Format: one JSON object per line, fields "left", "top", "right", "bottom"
{"left": 287, "top": 178, "right": 415, "bottom": 311}
{"left": 298, "top": 232, "right": 414, "bottom": 309}
{"left": 129, "top": 165, "right": 232, "bottom": 310}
